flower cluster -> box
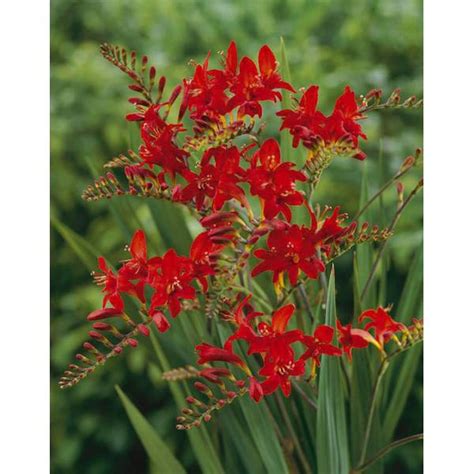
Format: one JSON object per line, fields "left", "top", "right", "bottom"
{"left": 59, "top": 228, "right": 231, "bottom": 388}
{"left": 190, "top": 300, "right": 418, "bottom": 405}
{"left": 61, "top": 40, "right": 422, "bottom": 437}
{"left": 278, "top": 85, "right": 367, "bottom": 160}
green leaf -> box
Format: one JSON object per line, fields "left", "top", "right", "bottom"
{"left": 115, "top": 385, "right": 186, "bottom": 474}
{"left": 316, "top": 267, "right": 350, "bottom": 474}
{"left": 147, "top": 199, "right": 193, "bottom": 255}
{"left": 352, "top": 248, "right": 384, "bottom": 474}
{"left": 221, "top": 406, "right": 266, "bottom": 474}
{"left": 382, "top": 243, "right": 423, "bottom": 440}
{"left": 239, "top": 397, "right": 290, "bottom": 474}
{"left": 84, "top": 156, "right": 143, "bottom": 242}
{"left": 147, "top": 331, "right": 225, "bottom": 474}
{"left": 395, "top": 242, "right": 423, "bottom": 325}
{"left": 356, "top": 162, "right": 376, "bottom": 309}
{"left": 383, "top": 344, "right": 422, "bottom": 441}
{"left": 51, "top": 214, "right": 101, "bottom": 270}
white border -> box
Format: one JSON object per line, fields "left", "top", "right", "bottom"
{"left": 0, "top": 1, "right": 473, "bottom": 471}
{"left": 424, "top": 1, "right": 474, "bottom": 472}
{"left": 0, "top": 1, "right": 50, "bottom": 472}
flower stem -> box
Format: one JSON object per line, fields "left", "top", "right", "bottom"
{"left": 276, "top": 394, "right": 313, "bottom": 474}
{"left": 353, "top": 165, "right": 413, "bottom": 222}
{"left": 361, "top": 179, "right": 423, "bottom": 302}
{"left": 292, "top": 380, "right": 318, "bottom": 410}
{"left": 297, "top": 283, "right": 314, "bottom": 324}
{"left": 353, "top": 433, "right": 423, "bottom": 473}
{"left": 357, "top": 357, "right": 389, "bottom": 468}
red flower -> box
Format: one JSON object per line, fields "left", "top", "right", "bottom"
{"left": 150, "top": 249, "right": 196, "bottom": 317}
{"left": 224, "top": 295, "right": 261, "bottom": 351}
{"left": 277, "top": 85, "right": 326, "bottom": 148}
{"left": 247, "top": 138, "right": 306, "bottom": 220}
{"left": 259, "top": 345, "right": 306, "bottom": 397}
{"left": 252, "top": 224, "right": 325, "bottom": 290}
{"left": 138, "top": 105, "right": 189, "bottom": 181}
{"left": 249, "top": 376, "right": 264, "bottom": 402}
{"left": 180, "top": 145, "right": 249, "bottom": 211}
{"left": 358, "top": 306, "right": 406, "bottom": 348}
{"left": 336, "top": 320, "right": 373, "bottom": 361}
{"left": 330, "top": 86, "right": 367, "bottom": 159}
{"left": 151, "top": 310, "right": 171, "bottom": 333}
{"left": 120, "top": 229, "right": 149, "bottom": 280}
{"left": 248, "top": 304, "right": 303, "bottom": 354}
{"left": 189, "top": 231, "right": 227, "bottom": 291}
{"left": 277, "top": 85, "right": 367, "bottom": 159}
{"left": 182, "top": 52, "right": 229, "bottom": 123}
{"left": 195, "top": 343, "right": 245, "bottom": 368}
{"left": 302, "top": 324, "right": 342, "bottom": 368}
{"left": 93, "top": 257, "right": 144, "bottom": 311}
{"left": 228, "top": 45, "right": 295, "bottom": 118}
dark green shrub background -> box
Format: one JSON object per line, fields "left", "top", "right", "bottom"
{"left": 51, "top": 0, "right": 422, "bottom": 472}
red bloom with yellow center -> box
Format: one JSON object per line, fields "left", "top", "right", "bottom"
{"left": 150, "top": 249, "right": 196, "bottom": 318}
{"left": 248, "top": 304, "right": 303, "bottom": 354}
{"left": 180, "top": 145, "right": 249, "bottom": 211}
{"left": 251, "top": 224, "right": 325, "bottom": 290}
{"left": 358, "top": 306, "right": 406, "bottom": 348}
{"left": 277, "top": 85, "right": 367, "bottom": 159}
{"left": 93, "top": 257, "right": 144, "bottom": 311}
{"left": 259, "top": 344, "right": 306, "bottom": 397}
{"left": 247, "top": 138, "right": 307, "bottom": 220}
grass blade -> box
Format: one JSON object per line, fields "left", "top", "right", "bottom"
{"left": 51, "top": 214, "right": 101, "bottom": 270}
{"left": 115, "top": 385, "right": 186, "bottom": 474}
{"left": 316, "top": 266, "right": 350, "bottom": 474}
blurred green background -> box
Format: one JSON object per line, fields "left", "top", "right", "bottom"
{"left": 51, "top": 0, "right": 422, "bottom": 472}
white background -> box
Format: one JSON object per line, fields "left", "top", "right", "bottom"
{"left": 0, "top": 1, "right": 473, "bottom": 472}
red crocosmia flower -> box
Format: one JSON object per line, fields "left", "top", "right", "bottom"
{"left": 151, "top": 310, "right": 171, "bottom": 333}
{"left": 259, "top": 344, "right": 306, "bottom": 397}
{"left": 277, "top": 85, "right": 326, "bottom": 148}
{"left": 302, "top": 324, "right": 342, "bottom": 369}
{"left": 228, "top": 45, "right": 295, "bottom": 118}
{"left": 336, "top": 320, "right": 374, "bottom": 361}
{"left": 150, "top": 249, "right": 196, "bottom": 318}
{"left": 224, "top": 295, "right": 262, "bottom": 350}
{"left": 182, "top": 52, "right": 229, "bottom": 123}
{"left": 120, "top": 229, "right": 149, "bottom": 279}
{"left": 277, "top": 85, "right": 366, "bottom": 159}
{"left": 248, "top": 304, "right": 303, "bottom": 355}
{"left": 358, "top": 306, "right": 406, "bottom": 348}
{"left": 199, "top": 367, "right": 231, "bottom": 384}
{"left": 189, "top": 231, "right": 226, "bottom": 291}
{"left": 252, "top": 224, "right": 325, "bottom": 291}
{"left": 195, "top": 343, "right": 245, "bottom": 368}
{"left": 181, "top": 146, "right": 249, "bottom": 211}
{"left": 331, "top": 85, "right": 367, "bottom": 159}
{"left": 249, "top": 376, "right": 264, "bottom": 402}
{"left": 94, "top": 257, "right": 144, "bottom": 311}
{"left": 138, "top": 105, "right": 189, "bottom": 181}
{"left": 247, "top": 138, "right": 307, "bottom": 220}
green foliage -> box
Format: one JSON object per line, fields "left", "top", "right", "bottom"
{"left": 115, "top": 385, "right": 186, "bottom": 474}
{"left": 316, "top": 268, "right": 351, "bottom": 473}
